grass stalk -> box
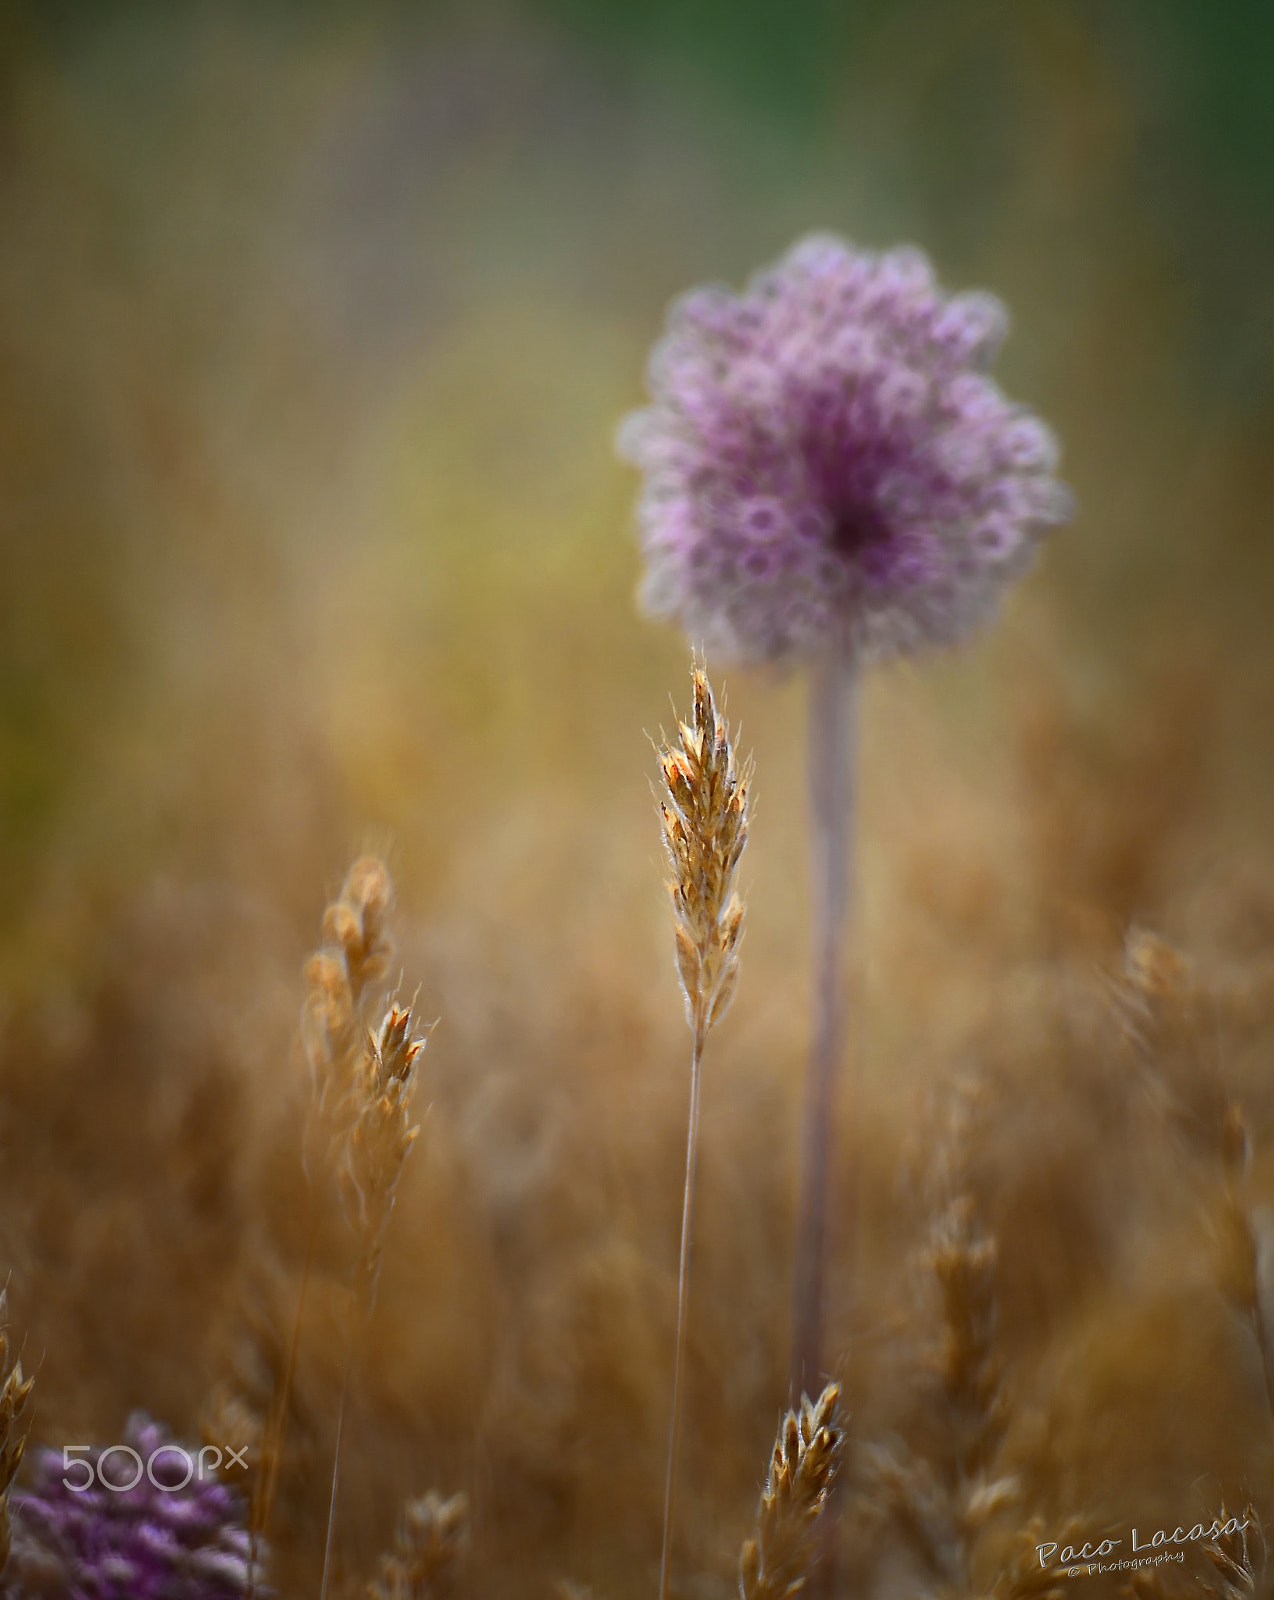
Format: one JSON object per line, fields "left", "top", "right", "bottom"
{"left": 321, "top": 998, "right": 429, "bottom": 1600}
{"left": 738, "top": 1382, "right": 844, "bottom": 1600}
{"left": 658, "top": 1027, "right": 705, "bottom": 1600}
{"left": 320, "top": 1295, "right": 360, "bottom": 1600}
{"left": 654, "top": 658, "right": 751, "bottom": 1600}
{"left": 790, "top": 648, "right": 857, "bottom": 1400}
{"left": 246, "top": 1212, "right": 318, "bottom": 1600}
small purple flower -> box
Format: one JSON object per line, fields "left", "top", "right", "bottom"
{"left": 618, "top": 234, "right": 1072, "bottom": 664}
{"left": 2, "top": 1414, "right": 261, "bottom": 1600}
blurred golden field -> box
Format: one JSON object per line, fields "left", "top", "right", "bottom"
{"left": 2, "top": 3, "right": 1274, "bottom": 1597}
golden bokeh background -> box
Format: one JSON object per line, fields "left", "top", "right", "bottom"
{"left": 1, "top": 3, "right": 1273, "bottom": 1596}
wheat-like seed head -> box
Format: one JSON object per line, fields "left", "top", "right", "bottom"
{"left": 340, "top": 1002, "right": 429, "bottom": 1307}
{"left": 738, "top": 1382, "right": 844, "bottom": 1600}
{"left": 925, "top": 1195, "right": 1003, "bottom": 1475}
{"left": 367, "top": 1491, "right": 469, "bottom": 1600}
{"left": 984, "top": 1515, "right": 1091, "bottom": 1600}
{"left": 858, "top": 1080, "right": 1016, "bottom": 1595}
{"left": 1117, "top": 928, "right": 1274, "bottom": 1417}
{"left": 1199, "top": 1506, "right": 1263, "bottom": 1599}
{"left": 0, "top": 1289, "right": 34, "bottom": 1576}
{"left": 1112, "top": 1508, "right": 1263, "bottom": 1600}
{"left": 303, "top": 856, "right": 396, "bottom": 1176}
{"left": 657, "top": 659, "right": 752, "bottom": 1044}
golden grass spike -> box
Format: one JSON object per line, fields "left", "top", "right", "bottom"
{"left": 340, "top": 1000, "right": 430, "bottom": 1308}
{"left": 1118, "top": 927, "right": 1274, "bottom": 1420}
{"left": 304, "top": 856, "right": 398, "bottom": 1170}
{"left": 987, "top": 1515, "right": 1088, "bottom": 1599}
{"left": 738, "top": 1382, "right": 844, "bottom": 1600}
{"left": 1200, "top": 1505, "right": 1262, "bottom": 1600}
{"left": 367, "top": 1491, "right": 470, "bottom": 1600}
{"left": 656, "top": 655, "right": 752, "bottom": 1048}
{"left": 0, "top": 1288, "right": 34, "bottom": 1580}
{"left": 250, "top": 855, "right": 433, "bottom": 1600}
{"left": 925, "top": 1194, "right": 1001, "bottom": 1476}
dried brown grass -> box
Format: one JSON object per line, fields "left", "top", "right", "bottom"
{"left": 367, "top": 1492, "right": 470, "bottom": 1600}
{"left": 0, "top": 1293, "right": 33, "bottom": 1578}
{"left": 655, "top": 659, "right": 752, "bottom": 1600}
{"left": 321, "top": 990, "right": 429, "bottom": 1597}
{"left": 248, "top": 857, "right": 403, "bottom": 1584}
{"left": 656, "top": 658, "right": 752, "bottom": 1050}
{"left": 3, "top": 586, "right": 1274, "bottom": 1600}
{"left": 738, "top": 1383, "right": 844, "bottom": 1600}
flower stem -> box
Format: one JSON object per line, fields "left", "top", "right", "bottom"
{"left": 658, "top": 1025, "right": 706, "bottom": 1600}
{"left": 790, "top": 647, "right": 857, "bottom": 1400}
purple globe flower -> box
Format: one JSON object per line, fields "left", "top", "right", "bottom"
{"left": 2, "top": 1414, "right": 261, "bottom": 1600}
{"left": 618, "top": 234, "right": 1073, "bottom": 665}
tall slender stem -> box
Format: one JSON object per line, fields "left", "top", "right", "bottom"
{"left": 790, "top": 647, "right": 858, "bottom": 1401}
{"left": 658, "top": 1027, "right": 706, "bottom": 1600}
{"left": 247, "top": 1211, "right": 318, "bottom": 1600}
{"left": 319, "top": 1294, "right": 360, "bottom": 1600}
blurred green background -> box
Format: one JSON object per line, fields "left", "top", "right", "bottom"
{"left": 2, "top": 0, "right": 1272, "bottom": 933}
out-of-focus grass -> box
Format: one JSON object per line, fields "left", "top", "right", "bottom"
{"left": 2, "top": 5, "right": 1274, "bottom": 1598}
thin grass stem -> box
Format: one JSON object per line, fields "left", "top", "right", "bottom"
{"left": 658, "top": 1027, "right": 706, "bottom": 1600}
{"left": 319, "top": 1294, "right": 360, "bottom": 1600}
{"left": 790, "top": 647, "right": 857, "bottom": 1400}
{"left": 245, "top": 1212, "right": 319, "bottom": 1600}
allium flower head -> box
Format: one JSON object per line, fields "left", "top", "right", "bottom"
{"left": 619, "top": 234, "right": 1072, "bottom": 665}
{"left": 2, "top": 1414, "right": 260, "bottom": 1600}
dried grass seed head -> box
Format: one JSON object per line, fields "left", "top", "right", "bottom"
{"left": 0, "top": 1289, "right": 34, "bottom": 1578}
{"left": 926, "top": 1197, "right": 999, "bottom": 1414}
{"left": 305, "top": 856, "right": 396, "bottom": 1081}
{"left": 739, "top": 1382, "right": 844, "bottom": 1600}
{"left": 328, "top": 856, "right": 394, "bottom": 989}
{"left": 343, "top": 1007, "right": 427, "bottom": 1191}
{"left": 368, "top": 1490, "right": 469, "bottom": 1600}
{"left": 657, "top": 660, "right": 752, "bottom": 1037}
{"left": 0, "top": 1298, "right": 32, "bottom": 1483}
{"left": 303, "top": 855, "right": 400, "bottom": 1178}
{"left": 1200, "top": 1507, "right": 1263, "bottom": 1600}
{"left": 340, "top": 1001, "right": 430, "bottom": 1301}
